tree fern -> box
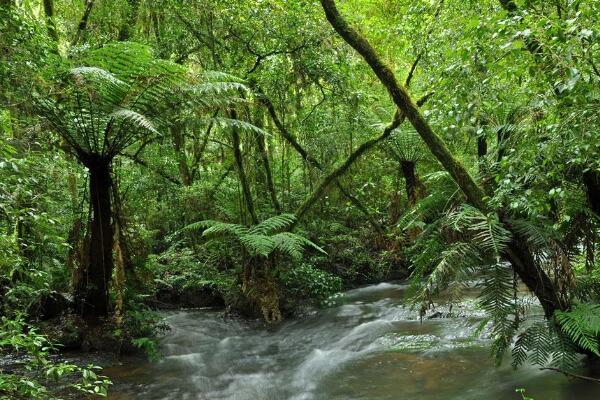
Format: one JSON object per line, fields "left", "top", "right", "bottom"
{"left": 184, "top": 214, "right": 325, "bottom": 260}
{"left": 386, "top": 126, "right": 425, "bottom": 163}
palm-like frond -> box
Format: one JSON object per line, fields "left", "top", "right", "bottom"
{"left": 70, "top": 66, "right": 128, "bottom": 89}
{"left": 184, "top": 214, "right": 326, "bottom": 259}
{"left": 185, "top": 220, "right": 249, "bottom": 237}
{"left": 110, "top": 108, "right": 159, "bottom": 135}
{"left": 38, "top": 43, "right": 186, "bottom": 160}
{"left": 249, "top": 214, "right": 297, "bottom": 235}
{"left": 271, "top": 232, "right": 326, "bottom": 259}
{"left": 212, "top": 117, "right": 271, "bottom": 137}
{"left": 555, "top": 303, "right": 600, "bottom": 356}
{"left": 448, "top": 205, "right": 511, "bottom": 258}
{"left": 386, "top": 126, "right": 425, "bottom": 162}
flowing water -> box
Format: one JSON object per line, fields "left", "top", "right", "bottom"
{"left": 106, "top": 283, "right": 599, "bottom": 399}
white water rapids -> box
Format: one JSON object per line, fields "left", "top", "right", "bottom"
{"left": 106, "top": 283, "right": 598, "bottom": 399}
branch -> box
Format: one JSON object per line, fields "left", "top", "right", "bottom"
{"left": 540, "top": 367, "right": 600, "bottom": 384}
{"left": 293, "top": 110, "right": 404, "bottom": 224}
{"left": 120, "top": 153, "right": 181, "bottom": 185}
{"left": 71, "top": 0, "right": 95, "bottom": 46}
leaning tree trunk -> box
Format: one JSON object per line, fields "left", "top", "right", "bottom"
{"left": 76, "top": 158, "right": 114, "bottom": 324}
{"left": 318, "top": 0, "right": 567, "bottom": 318}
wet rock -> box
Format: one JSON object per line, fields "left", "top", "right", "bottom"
{"left": 39, "top": 314, "right": 84, "bottom": 350}
{"left": 31, "top": 292, "right": 74, "bottom": 320}
{"left": 427, "top": 311, "right": 445, "bottom": 319}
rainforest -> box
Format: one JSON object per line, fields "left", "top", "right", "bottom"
{"left": 1, "top": 0, "right": 600, "bottom": 399}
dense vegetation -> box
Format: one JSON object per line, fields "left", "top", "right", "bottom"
{"left": 1, "top": 0, "right": 599, "bottom": 398}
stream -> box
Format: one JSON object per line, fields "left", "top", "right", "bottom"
{"left": 106, "top": 283, "right": 599, "bottom": 399}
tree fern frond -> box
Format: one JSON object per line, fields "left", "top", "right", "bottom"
{"left": 110, "top": 108, "right": 159, "bottom": 135}
{"left": 238, "top": 234, "right": 275, "bottom": 257}
{"left": 270, "top": 232, "right": 326, "bottom": 259}
{"left": 508, "top": 217, "right": 555, "bottom": 250}
{"left": 425, "top": 242, "right": 481, "bottom": 295}
{"left": 212, "top": 117, "right": 271, "bottom": 137}
{"left": 69, "top": 65, "right": 124, "bottom": 81}
{"left": 183, "top": 220, "right": 249, "bottom": 237}
{"left": 387, "top": 126, "right": 425, "bottom": 162}
{"left": 555, "top": 303, "right": 600, "bottom": 356}
{"left": 189, "top": 82, "right": 249, "bottom": 96}
{"left": 250, "top": 214, "right": 297, "bottom": 235}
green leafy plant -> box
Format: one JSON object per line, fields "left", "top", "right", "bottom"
{"left": 0, "top": 316, "right": 112, "bottom": 399}
{"left": 555, "top": 303, "right": 600, "bottom": 357}
{"left": 185, "top": 214, "right": 326, "bottom": 259}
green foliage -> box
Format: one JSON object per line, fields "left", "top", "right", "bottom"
{"left": 145, "top": 245, "right": 235, "bottom": 302}
{"left": 185, "top": 214, "right": 326, "bottom": 259}
{"left": 511, "top": 320, "right": 579, "bottom": 372}
{"left": 37, "top": 43, "right": 184, "bottom": 159}
{"left": 0, "top": 316, "right": 112, "bottom": 399}
{"left": 279, "top": 263, "right": 342, "bottom": 306}
{"left": 555, "top": 303, "right": 600, "bottom": 357}
{"left": 1, "top": 0, "right": 600, "bottom": 387}
{"left": 516, "top": 388, "right": 535, "bottom": 400}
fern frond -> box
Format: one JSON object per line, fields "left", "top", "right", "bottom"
{"left": 183, "top": 220, "right": 249, "bottom": 238}
{"left": 508, "top": 217, "right": 555, "bottom": 250}
{"left": 238, "top": 234, "right": 275, "bottom": 257}
{"left": 212, "top": 117, "right": 271, "bottom": 137}
{"left": 189, "top": 82, "right": 249, "bottom": 96}
{"left": 270, "top": 232, "right": 326, "bottom": 259}
{"left": 110, "top": 108, "right": 159, "bottom": 135}
{"left": 555, "top": 303, "right": 600, "bottom": 356}
{"left": 70, "top": 66, "right": 128, "bottom": 88}
{"left": 425, "top": 242, "right": 480, "bottom": 295}
{"left": 250, "top": 214, "right": 297, "bottom": 235}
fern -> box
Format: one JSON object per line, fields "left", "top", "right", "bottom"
{"left": 512, "top": 319, "right": 581, "bottom": 371}
{"left": 249, "top": 214, "right": 296, "bottom": 235}
{"left": 555, "top": 303, "right": 600, "bottom": 357}
{"left": 184, "top": 214, "right": 326, "bottom": 260}
{"left": 480, "top": 262, "right": 518, "bottom": 364}
{"left": 386, "top": 126, "right": 425, "bottom": 162}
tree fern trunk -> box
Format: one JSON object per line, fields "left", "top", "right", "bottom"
{"left": 400, "top": 161, "right": 426, "bottom": 208}
{"left": 583, "top": 170, "right": 600, "bottom": 218}
{"left": 76, "top": 159, "right": 114, "bottom": 324}
{"left": 230, "top": 110, "right": 258, "bottom": 224}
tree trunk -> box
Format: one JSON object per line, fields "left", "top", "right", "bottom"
{"left": 400, "top": 161, "right": 426, "bottom": 208}
{"left": 294, "top": 111, "right": 402, "bottom": 225}
{"left": 72, "top": 0, "right": 95, "bottom": 46}
{"left": 230, "top": 110, "right": 258, "bottom": 225}
{"left": 42, "top": 0, "right": 59, "bottom": 44}
{"left": 319, "top": 0, "right": 488, "bottom": 213}
{"left": 118, "top": 0, "right": 140, "bottom": 41}
{"left": 76, "top": 159, "right": 114, "bottom": 324}
{"left": 256, "top": 131, "right": 281, "bottom": 213}
{"left": 496, "top": 125, "right": 511, "bottom": 162}
{"left": 583, "top": 170, "right": 600, "bottom": 218}
{"left": 171, "top": 124, "right": 192, "bottom": 186}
